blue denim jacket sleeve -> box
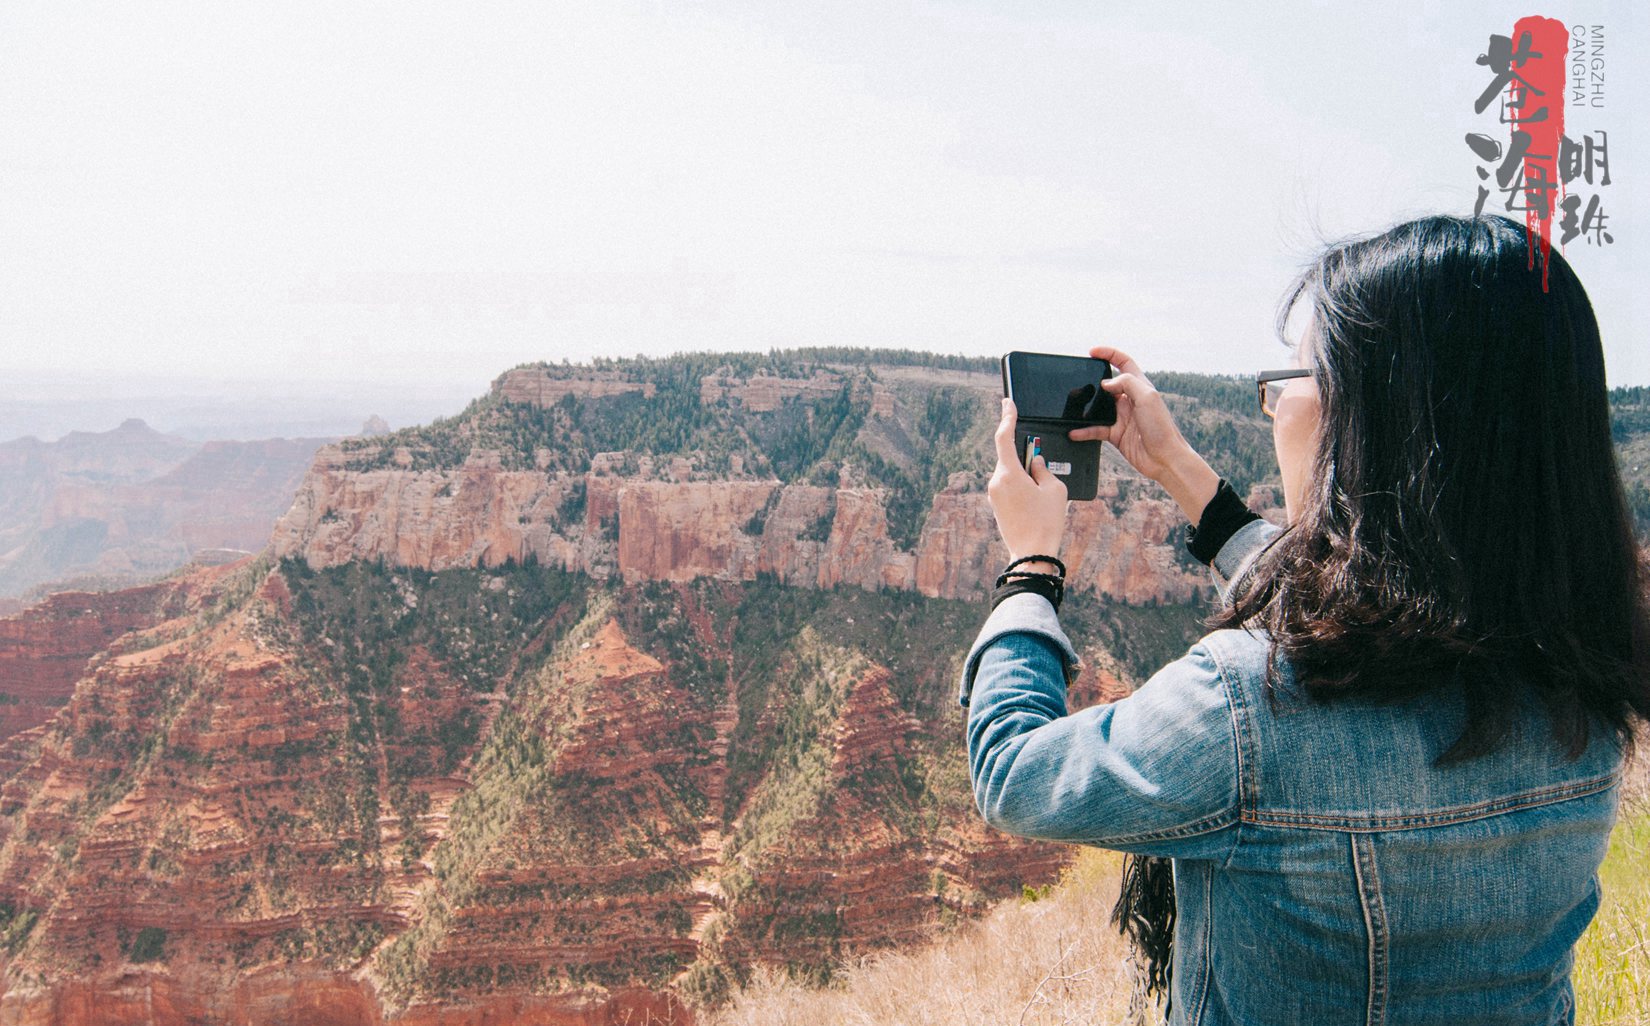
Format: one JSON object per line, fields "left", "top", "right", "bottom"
{"left": 956, "top": 517, "right": 1279, "bottom": 709}
{"left": 959, "top": 519, "right": 1281, "bottom": 857}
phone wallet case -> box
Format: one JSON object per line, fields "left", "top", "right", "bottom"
{"left": 1011, "top": 420, "right": 1102, "bottom": 501}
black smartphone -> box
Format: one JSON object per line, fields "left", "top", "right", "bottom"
{"left": 1000, "top": 352, "right": 1113, "bottom": 501}
{"left": 1001, "top": 352, "right": 1116, "bottom": 426}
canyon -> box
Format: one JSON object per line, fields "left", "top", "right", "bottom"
{"left": 1, "top": 353, "right": 1643, "bottom": 1024}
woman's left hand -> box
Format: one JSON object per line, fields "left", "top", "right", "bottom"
{"left": 988, "top": 398, "right": 1068, "bottom": 562}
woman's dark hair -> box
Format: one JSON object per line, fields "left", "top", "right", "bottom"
{"left": 1217, "top": 211, "right": 1650, "bottom": 762}
{"left": 1118, "top": 213, "right": 1650, "bottom": 1014}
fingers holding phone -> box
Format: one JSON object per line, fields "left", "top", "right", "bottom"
{"left": 1066, "top": 361, "right": 1172, "bottom": 474}
{"left": 1067, "top": 347, "right": 1137, "bottom": 442}
{"left": 1063, "top": 353, "right": 1222, "bottom": 526}
{"left": 1084, "top": 344, "right": 1145, "bottom": 380}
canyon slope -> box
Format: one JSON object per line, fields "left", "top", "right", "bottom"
{"left": 0, "top": 352, "right": 1644, "bottom": 1025}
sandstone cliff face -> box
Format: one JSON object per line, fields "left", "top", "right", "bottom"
{"left": 272, "top": 449, "right": 582, "bottom": 573}
{"left": 698, "top": 371, "right": 849, "bottom": 412}
{"left": 0, "top": 585, "right": 172, "bottom": 746}
{"left": 273, "top": 459, "right": 1210, "bottom": 605}
{"left": 493, "top": 368, "right": 658, "bottom": 405}
{"left": 270, "top": 359, "right": 1227, "bottom": 606}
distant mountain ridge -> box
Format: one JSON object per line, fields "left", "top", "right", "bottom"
{"left": 0, "top": 420, "right": 332, "bottom": 600}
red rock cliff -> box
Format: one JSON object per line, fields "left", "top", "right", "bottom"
{"left": 0, "top": 585, "right": 172, "bottom": 746}
{"left": 273, "top": 460, "right": 1211, "bottom": 606}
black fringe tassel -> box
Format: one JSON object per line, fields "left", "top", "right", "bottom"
{"left": 1110, "top": 853, "right": 1177, "bottom": 1015}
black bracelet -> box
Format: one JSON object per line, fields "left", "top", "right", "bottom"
{"left": 994, "top": 567, "right": 1064, "bottom": 608}
{"left": 996, "top": 569, "right": 1065, "bottom": 592}
{"left": 1185, "top": 479, "right": 1262, "bottom": 565}
{"left": 992, "top": 575, "right": 1064, "bottom": 612}
{"left": 995, "top": 569, "right": 1065, "bottom": 597}
{"left": 991, "top": 554, "right": 1067, "bottom": 611}
{"left": 1001, "top": 554, "right": 1066, "bottom": 579}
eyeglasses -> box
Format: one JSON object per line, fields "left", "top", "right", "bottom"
{"left": 1257, "top": 368, "right": 1314, "bottom": 418}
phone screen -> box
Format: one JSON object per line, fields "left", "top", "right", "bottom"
{"left": 1002, "top": 352, "right": 1116, "bottom": 425}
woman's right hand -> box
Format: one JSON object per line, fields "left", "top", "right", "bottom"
{"left": 1068, "top": 345, "right": 1222, "bottom": 527}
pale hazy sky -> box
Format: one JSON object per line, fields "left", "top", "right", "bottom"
{"left": 3, "top": 0, "right": 1645, "bottom": 404}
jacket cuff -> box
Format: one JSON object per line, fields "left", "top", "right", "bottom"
{"left": 957, "top": 591, "right": 1082, "bottom": 708}
{"left": 1211, "top": 518, "right": 1283, "bottom": 607}
{"left": 1184, "top": 478, "right": 1262, "bottom": 565}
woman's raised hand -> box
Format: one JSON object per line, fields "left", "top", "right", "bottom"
{"left": 988, "top": 398, "right": 1068, "bottom": 562}
{"left": 1069, "top": 346, "right": 1222, "bottom": 527}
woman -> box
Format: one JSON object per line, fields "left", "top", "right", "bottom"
{"left": 961, "top": 213, "right": 1649, "bottom": 1025}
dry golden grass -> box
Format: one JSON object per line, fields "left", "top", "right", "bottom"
{"left": 705, "top": 848, "right": 1141, "bottom": 1026}
{"left": 708, "top": 775, "right": 1650, "bottom": 1026}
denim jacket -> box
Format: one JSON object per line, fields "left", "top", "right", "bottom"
{"left": 961, "top": 520, "right": 1625, "bottom": 1025}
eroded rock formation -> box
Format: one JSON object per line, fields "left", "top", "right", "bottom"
{"left": 0, "top": 584, "right": 172, "bottom": 745}
{"left": 0, "top": 555, "right": 1087, "bottom": 1024}
{"left": 272, "top": 460, "right": 1212, "bottom": 606}
{"left": 0, "top": 355, "right": 1299, "bottom": 1024}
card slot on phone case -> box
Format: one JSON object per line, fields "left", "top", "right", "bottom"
{"left": 1011, "top": 420, "right": 1101, "bottom": 500}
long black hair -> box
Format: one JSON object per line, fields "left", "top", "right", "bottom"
{"left": 1117, "top": 212, "right": 1650, "bottom": 1012}
{"left": 1222, "top": 212, "right": 1650, "bottom": 758}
